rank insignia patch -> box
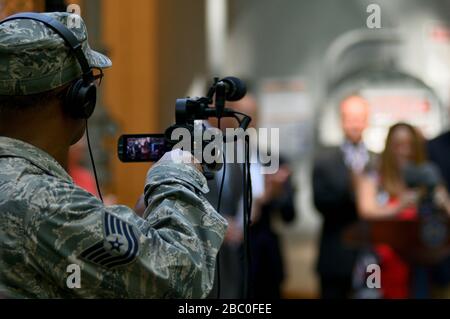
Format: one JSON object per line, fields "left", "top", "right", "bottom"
{"left": 80, "top": 212, "right": 140, "bottom": 269}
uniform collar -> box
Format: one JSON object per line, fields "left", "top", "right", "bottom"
{"left": 0, "top": 136, "right": 72, "bottom": 182}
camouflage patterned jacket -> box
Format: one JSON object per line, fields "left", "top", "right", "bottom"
{"left": 0, "top": 137, "right": 227, "bottom": 298}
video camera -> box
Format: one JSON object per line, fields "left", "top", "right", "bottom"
{"left": 403, "top": 162, "right": 441, "bottom": 195}
{"left": 403, "top": 162, "right": 442, "bottom": 216}
{"left": 117, "top": 76, "right": 251, "bottom": 172}
{"left": 117, "top": 77, "right": 254, "bottom": 297}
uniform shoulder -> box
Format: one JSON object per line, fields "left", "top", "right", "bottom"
{"left": 0, "top": 157, "right": 75, "bottom": 207}
{"left": 0, "top": 157, "right": 41, "bottom": 190}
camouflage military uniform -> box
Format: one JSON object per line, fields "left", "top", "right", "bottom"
{"left": 0, "top": 12, "right": 227, "bottom": 298}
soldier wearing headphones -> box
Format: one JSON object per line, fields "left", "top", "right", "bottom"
{"left": 0, "top": 12, "right": 227, "bottom": 298}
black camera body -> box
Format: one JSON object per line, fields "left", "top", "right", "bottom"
{"left": 118, "top": 77, "right": 251, "bottom": 171}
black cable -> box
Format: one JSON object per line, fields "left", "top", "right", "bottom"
{"left": 224, "top": 113, "right": 252, "bottom": 299}
{"left": 216, "top": 117, "right": 226, "bottom": 299}
{"left": 242, "top": 135, "right": 250, "bottom": 298}
{"left": 242, "top": 136, "right": 252, "bottom": 299}
{"left": 233, "top": 111, "right": 248, "bottom": 118}
{"left": 209, "top": 110, "right": 251, "bottom": 299}
{"left": 85, "top": 120, "right": 104, "bottom": 203}
{"left": 245, "top": 136, "right": 252, "bottom": 298}
{"left": 217, "top": 117, "right": 226, "bottom": 218}
{"left": 245, "top": 136, "right": 253, "bottom": 217}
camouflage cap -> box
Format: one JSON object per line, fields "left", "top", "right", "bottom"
{"left": 0, "top": 12, "right": 112, "bottom": 96}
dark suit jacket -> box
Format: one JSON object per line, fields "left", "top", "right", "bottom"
{"left": 250, "top": 177, "right": 296, "bottom": 289}
{"left": 428, "top": 131, "right": 450, "bottom": 192}
{"left": 312, "top": 146, "right": 363, "bottom": 278}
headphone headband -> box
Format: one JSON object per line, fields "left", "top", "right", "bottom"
{"left": 0, "top": 12, "right": 92, "bottom": 78}
{"left": 1, "top": 12, "right": 98, "bottom": 119}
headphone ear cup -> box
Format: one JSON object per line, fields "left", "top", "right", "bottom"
{"left": 78, "top": 82, "right": 97, "bottom": 119}
{"left": 65, "top": 79, "right": 97, "bottom": 119}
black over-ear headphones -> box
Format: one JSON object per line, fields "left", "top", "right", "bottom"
{"left": 0, "top": 12, "right": 97, "bottom": 119}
